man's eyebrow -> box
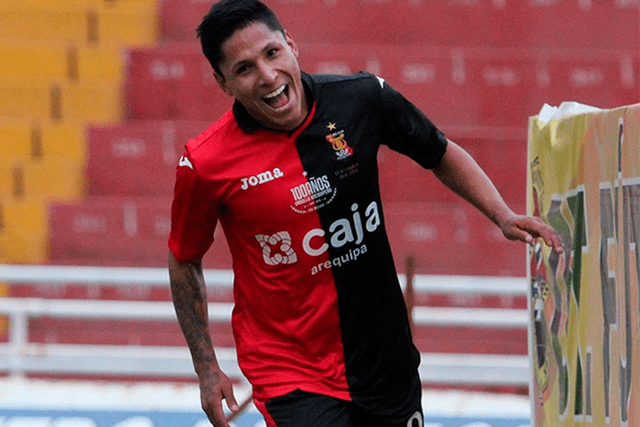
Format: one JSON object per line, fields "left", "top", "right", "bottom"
{"left": 227, "top": 39, "right": 285, "bottom": 71}
{"left": 230, "top": 58, "right": 253, "bottom": 71}
{"left": 265, "top": 37, "right": 288, "bottom": 50}
{"left": 233, "top": 59, "right": 251, "bottom": 68}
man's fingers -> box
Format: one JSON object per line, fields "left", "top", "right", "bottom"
{"left": 508, "top": 226, "right": 533, "bottom": 245}
{"left": 533, "top": 223, "right": 564, "bottom": 254}
{"left": 503, "top": 216, "right": 564, "bottom": 254}
{"left": 548, "top": 237, "right": 565, "bottom": 254}
{"left": 523, "top": 218, "right": 564, "bottom": 254}
{"left": 223, "top": 386, "right": 240, "bottom": 412}
{"left": 202, "top": 391, "right": 230, "bottom": 427}
{"left": 207, "top": 400, "right": 229, "bottom": 427}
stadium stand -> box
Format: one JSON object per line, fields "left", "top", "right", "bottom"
{"left": 522, "top": 0, "right": 639, "bottom": 50}
{"left": 124, "top": 42, "right": 640, "bottom": 127}
{"left": 62, "top": 80, "right": 124, "bottom": 123}
{"left": 0, "top": 79, "right": 52, "bottom": 119}
{"left": 0, "top": 196, "right": 48, "bottom": 264}
{"left": 0, "top": 42, "right": 68, "bottom": 80}
{"left": 48, "top": 196, "right": 172, "bottom": 267}
{"left": 125, "top": 44, "right": 232, "bottom": 120}
{"left": 0, "top": 1, "right": 158, "bottom": 47}
{"left": 36, "top": 122, "right": 86, "bottom": 159}
{"left": 0, "top": 122, "right": 32, "bottom": 158}
{"left": 4, "top": 157, "right": 86, "bottom": 200}
{"left": 159, "top": 0, "right": 639, "bottom": 48}
{"left": 0, "top": 120, "right": 86, "bottom": 202}
{"left": 0, "top": 41, "right": 124, "bottom": 82}
{"left": 0, "top": 8, "right": 88, "bottom": 44}
{"left": 1, "top": 0, "right": 638, "bottom": 398}
{"left": 0, "top": 0, "right": 159, "bottom": 262}
{"left": 29, "top": 0, "right": 636, "bottom": 273}
{"left": 0, "top": 164, "right": 12, "bottom": 198}
{"left": 86, "top": 120, "right": 210, "bottom": 196}
{"left": 384, "top": 201, "right": 526, "bottom": 277}
{"left": 378, "top": 133, "right": 527, "bottom": 207}
{"left": 47, "top": 196, "right": 232, "bottom": 267}
{"left": 544, "top": 51, "right": 639, "bottom": 110}
{"left": 1, "top": 196, "right": 47, "bottom": 235}
{"left": 0, "top": 79, "right": 122, "bottom": 126}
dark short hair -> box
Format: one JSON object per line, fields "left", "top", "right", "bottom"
{"left": 198, "top": 0, "right": 285, "bottom": 74}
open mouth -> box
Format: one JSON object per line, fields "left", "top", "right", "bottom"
{"left": 263, "top": 84, "right": 289, "bottom": 109}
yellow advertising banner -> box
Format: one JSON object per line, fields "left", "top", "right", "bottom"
{"left": 528, "top": 103, "right": 640, "bottom": 426}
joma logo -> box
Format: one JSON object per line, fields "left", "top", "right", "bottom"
{"left": 241, "top": 168, "right": 284, "bottom": 190}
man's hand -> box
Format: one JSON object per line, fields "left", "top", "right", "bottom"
{"left": 500, "top": 214, "right": 564, "bottom": 254}
{"left": 200, "top": 369, "right": 240, "bottom": 427}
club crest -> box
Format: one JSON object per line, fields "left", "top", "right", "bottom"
{"left": 325, "top": 122, "right": 353, "bottom": 161}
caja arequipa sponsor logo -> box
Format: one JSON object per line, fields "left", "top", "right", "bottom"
{"left": 255, "top": 201, "right": 381, "bottom": 274}
{"left": 255, "top": 231, "right": 297, "bottom": 265}
{"left": 325, "top": 122, "right": 353, "bottom": 161}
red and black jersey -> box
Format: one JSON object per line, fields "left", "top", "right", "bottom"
{"left": 169, "top": 72, "right": 447, "bottom": 420}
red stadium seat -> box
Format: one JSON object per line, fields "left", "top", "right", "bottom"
{"left": 124, "top": 40, "right": 638, "bottom": 126}
{"left": 372, "top": 45, "right": 476, "bottom": 127}
{"left": 47, "top": 196, "right": 528, "bottom": 275}
{"left": 520, "top": 1, "right": 639, "bottom": 50}
{"left": 384, "top": 201, "right": 527, "bottom": 276}
{"left": 84, "top": 0, "right": 637, "bottom": 275}
{"left": 541, "top": 51, "right": 639, "bottom": 110}
{"left": 125, "top": 44, "right": 232, "bottom": 120}
{"left": 160, "top": 0, "right": 490, "bottom": 45}
{"left": 377, "top": 146, "right": 457, "bottom": 205}
{"left": 86, "top": 120, "right": 211, "bottom": 197}
{"left": 300, "top": 44, "right": 538, "bottom": 128}
{"left": 48, "top": 196, "right": 233, "bottom": 268}
{"left": 458, "top": 52, "right": 539, "bottom": 127}
{"left": 159, "top": 0, "right": 210, "bottom": 42}
{"left": 454, "top": 136, "right": 528, "bottom": 207}
{"left": 378, "top": 130, "right": 527, "bottom": 208}
{"left": 159, "top": 0, "right": 638, "bottom": 50}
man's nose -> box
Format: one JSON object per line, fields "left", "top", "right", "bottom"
{"left": 257, "top": 61, "right": 278, "bottom": 84}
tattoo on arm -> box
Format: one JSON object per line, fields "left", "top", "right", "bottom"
{"left": 169, "top": 258, "right": 217, "bottom": 374}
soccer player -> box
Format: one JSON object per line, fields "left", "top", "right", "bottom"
{"left": 167, "top": 0, "right": 564, "bottom": 426}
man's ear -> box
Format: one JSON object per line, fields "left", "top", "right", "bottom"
{"left": 283, "top": 29, "right": 299, "bottom": 58}
{"left": 214, "top": 71, "right": 232, "bottom": 96}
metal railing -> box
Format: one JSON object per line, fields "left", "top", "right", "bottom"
{"left": 0, "top": 265, "right": 531, "bottom": 386}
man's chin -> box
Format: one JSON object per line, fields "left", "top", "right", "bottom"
{"left": 251, "top": 97, "right": 306, "bottom": 131}
{"left": 260, "top": 107, "right": 298, "bottom": 129}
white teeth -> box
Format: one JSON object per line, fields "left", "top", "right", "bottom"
{"left": 264, "top": 85, "right": 286, "bottom": 99}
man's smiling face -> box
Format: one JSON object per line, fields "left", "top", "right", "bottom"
{"left": 214, "top": 21, "right": 308, "bottom": 132}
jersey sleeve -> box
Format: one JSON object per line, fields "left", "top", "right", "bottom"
{"left": 168, "top": 151, "right": 219, "bottom": 263}
{"left": 376, "top": 75, "right": 448, "bottom": 169}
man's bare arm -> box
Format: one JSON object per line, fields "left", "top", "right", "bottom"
{"left": 432, "top": 139, "right": 564, "bottom": 254}
{"left": 168, "top": 251, "right": 239, "bottom": 426}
